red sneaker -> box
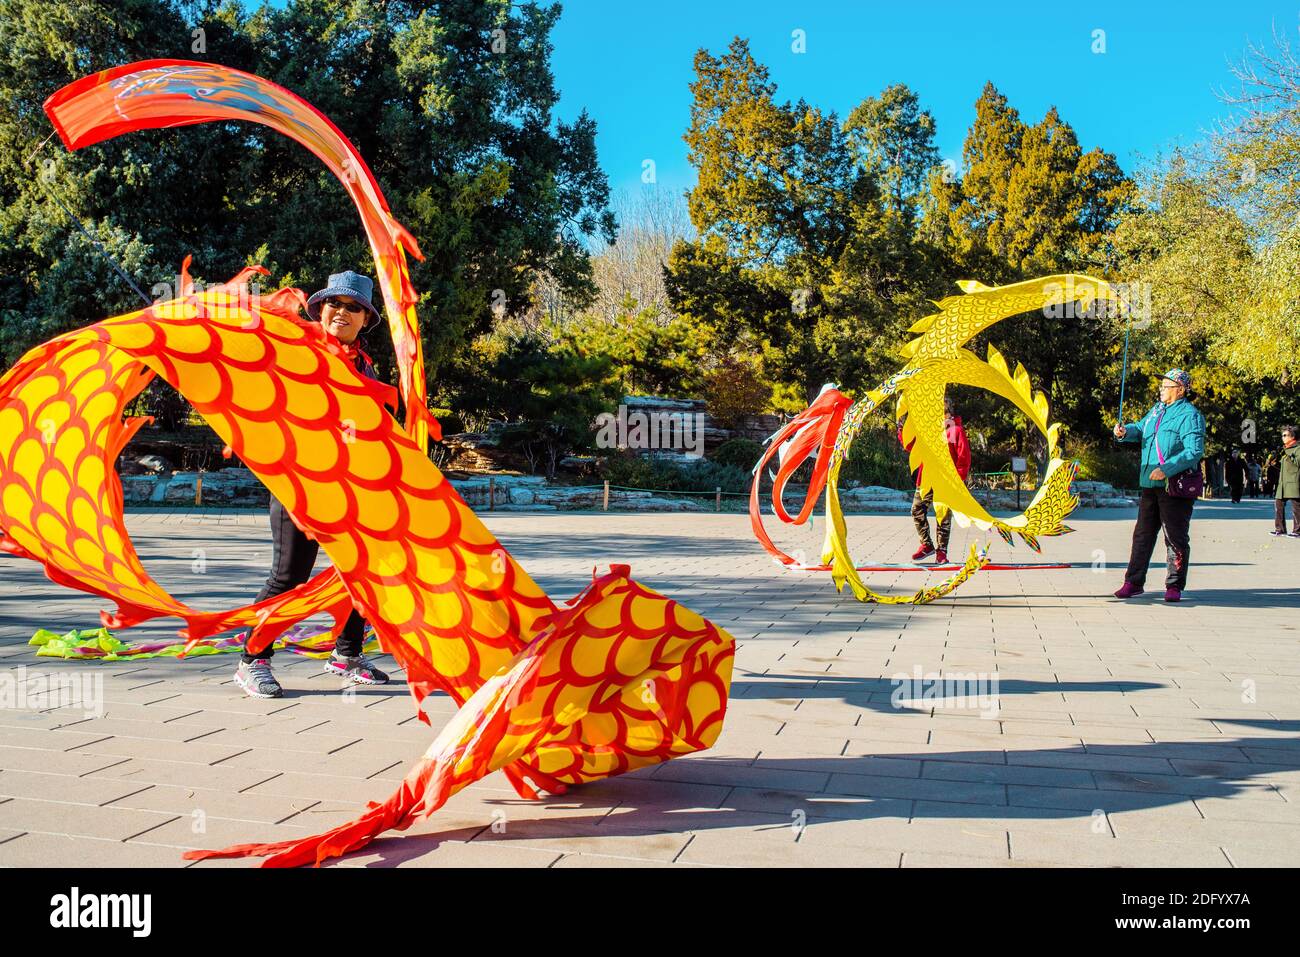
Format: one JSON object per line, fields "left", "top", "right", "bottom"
{"left": 912, "top": 544, "right": 935, "bottom": 561}
{"left": 1113, "top": 582, "right": 1144, "bottom": 599}
{"left": 934, "top": 550, "right": 948, "bottom": 565}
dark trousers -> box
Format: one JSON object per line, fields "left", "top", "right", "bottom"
{"left": 1125, "top": 488, "right": 1194, "bottom": 590}
{"left": 912, "top": 489, "right": 952, "bottom": 551}
{"left": 242, "top": 497, "right": 366, "bottom": 662}
{"left": 1229, "top": 481, "right": 1243, "bottom": 503}
{"left": 1277, "top": 498, "right": 1300, "bottom": 534}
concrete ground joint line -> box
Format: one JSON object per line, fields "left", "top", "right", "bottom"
{"left": 327, "top": 739, "right": 366, "bottom": 755}
{"left": 237, "top": 772, "right": 283, "bottom": 794}
{"left": 366, "top": 761, "right": 404, "bottom": 780}
{"left": 121, "top": 813, "right": 184, "bottom": 843}
{"left": 127, "top": 679, "right": 168, "bottom": 692}
{"left": 78, "top": 757, "right": 132, "bottom": 778}
{"left": 182, "top": 728, "right": 226, "bottom": 744}
{"left": 143, "top": 694, "right": 184, "bottom": 707}
{"left": 671, "top": 832, "right": 697, "bottom": 861}
{"left": 273, "top": 800, "right": 322, "bottom": 825}
{"left": 208, "top": 748, "right": 253, "bottom": 767}
{"left": 97, "top": 785, "right": 155, "bottom": 808}
{"left": 52, "top": 717, "right": 93, "bottom": 731}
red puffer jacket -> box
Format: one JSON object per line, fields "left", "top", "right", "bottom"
{"left": 898, "top": 416, "right": 972, "bottom": 487}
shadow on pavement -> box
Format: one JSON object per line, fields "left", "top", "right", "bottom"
{"left": 340, "top": 725, "right": 1297, "bottom": 866}
{"left": 731, "top": 673, "right": 1165, "bottom": 712}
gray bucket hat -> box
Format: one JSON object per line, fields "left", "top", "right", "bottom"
{"left": 306, "top": 271, "right": 382, "bottom": 326}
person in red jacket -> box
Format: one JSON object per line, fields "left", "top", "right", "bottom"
{"left": 899, "top": 398, "right": 972, "bottom": 565}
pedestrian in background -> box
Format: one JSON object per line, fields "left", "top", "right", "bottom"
{"left": 1272, "top": 425, "right": 1300, "bottom": 538}
{"left": 1247, "top": 455, "right": 1261, "bottom": 498}
{"left": 900, "top": 398, "right": 971, "bottom": 566}
{"left": 1225, "top": 449, "right": 1246, "bottom": 504}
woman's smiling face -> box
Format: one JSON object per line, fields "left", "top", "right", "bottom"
{"left": 319, "top": 296, "right": 368, "bottom": 344}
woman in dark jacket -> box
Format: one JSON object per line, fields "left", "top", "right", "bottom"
{"left": 234, "top": 271, "right": 390, "bottom": 699}
{"left": 1225, "top": 450, "right": 1246, "bottom": 503}
{"left": 1112, "top": 369, "right": 1206, "bottom": 603}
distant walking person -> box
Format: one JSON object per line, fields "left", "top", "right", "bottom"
{"left": 1247, "top": 456, "right": 1261, "bottom": 498}
{"left": 1272, "top": 425, "right": 1300, "bottom": 538}
{"left": 1209, "top": 452, "right": 1224, "bottom": 498}
{"left": 900, "top": 398, "right": 972, "bottom": 566}
{"left": 1225, "top": 450, "right": 1246, "bottom": 504}
{"left": 1112, "top": 369, "right": 1205, "bottom": 603}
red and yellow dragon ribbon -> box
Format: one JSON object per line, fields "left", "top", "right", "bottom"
{"left": 0, "top": 60, "right": 734, "bottom": 867}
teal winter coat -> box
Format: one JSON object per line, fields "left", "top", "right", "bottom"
{"left": 1118, "top": 398, "right": 1206, "bottom": 490}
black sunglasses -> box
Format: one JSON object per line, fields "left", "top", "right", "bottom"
{"left": 322, "top": 297, "right": 365, "bottom": 316}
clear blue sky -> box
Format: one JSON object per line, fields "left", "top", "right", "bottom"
{"left": 548, "top": 0, "right": 1297, "bottom": 198}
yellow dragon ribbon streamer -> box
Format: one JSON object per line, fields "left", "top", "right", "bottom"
{"left": 753, "top": 275, "right": 1124, "bottom": 603}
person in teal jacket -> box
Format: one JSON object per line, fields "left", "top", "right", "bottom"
{"left": 1112, "top": 368, "right": 1206, "bottom": 602}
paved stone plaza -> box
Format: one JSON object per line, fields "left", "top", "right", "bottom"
{"left": 0, "top": 501, "right": 1297, "bottom": 867}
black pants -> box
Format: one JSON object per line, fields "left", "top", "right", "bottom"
{"left": 242, "top": 497, "right": 366, "bottom": 662}
{"left": 1277, "top": 498, "right": 1300, "bottom": 534}
{"left": 1124, "top": 488, "right": 1194, "bottom": 590}
{"left": 1229, "top": 480, "right": 1243, "bottom": 503}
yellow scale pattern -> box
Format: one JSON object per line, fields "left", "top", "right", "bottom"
{"left": 758, "top": 275, "right": 1122, "bottom": 605}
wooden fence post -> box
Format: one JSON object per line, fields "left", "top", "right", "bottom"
{"left": 488, "top": 476, "right": 495, "bottom": 511}
{"left": 715, "top": 486, "right": 721, "bottom": 512}
{"left": 603, "top": 480, "right": 610, "bottom": 511}
{"left": 196, "top": 470, "right": 203, "bottom": 507}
